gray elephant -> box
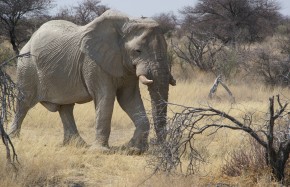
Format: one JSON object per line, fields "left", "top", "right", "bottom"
{"left": 9, "top": 10, "right": 176, "bottom": 152}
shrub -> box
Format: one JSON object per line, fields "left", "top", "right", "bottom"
{"left": 222, "top": 138, "right": 268, "bottom": 177}
{"left": 253, "top": 48, "right": 290, "bottom": 86}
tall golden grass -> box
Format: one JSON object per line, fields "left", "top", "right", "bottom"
{"left": 0, "top": 67, "right": 289, "bottom": 186}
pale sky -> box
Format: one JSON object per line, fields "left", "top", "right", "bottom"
{"left": 53, "top": 0, "right": 290, "bottom": 18}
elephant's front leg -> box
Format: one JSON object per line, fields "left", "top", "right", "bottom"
{"left": 117, "top": 83, "right": 150, "bottom": 152}
{"left": 94, "top": 95, "right": 116, "bottom": 148}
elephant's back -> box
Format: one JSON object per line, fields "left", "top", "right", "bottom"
{"left": 31, "top": 20, "right": 81, "bottom": 44}
{"left": 39, "top": 20, "right": 79, "bottom": 34}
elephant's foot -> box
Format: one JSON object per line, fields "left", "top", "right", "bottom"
{"left": 63, "top": 135, "right": 88, "bottom": 147}
{"left": 120, "top": 137, "right": 148, "bottom": 155}
{"left": 117, "top": 144, "right": 143, "bottom": 155}
{"left": 89, "top": 142, "right": 110, "bottom": 153}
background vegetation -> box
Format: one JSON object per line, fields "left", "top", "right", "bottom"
{"left": 0, "top": 0, "right": 289, "bottom": 186}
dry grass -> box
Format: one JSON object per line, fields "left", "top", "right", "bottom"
{"left": 0, "top": 71, "right": 289, "bottom": 186}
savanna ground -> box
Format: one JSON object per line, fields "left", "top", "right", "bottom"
{"left": 0, "top": 65, "right": 289, "bottom": 187}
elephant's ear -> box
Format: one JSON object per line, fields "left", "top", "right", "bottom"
{"left": 80, "top": 10, "right": 129, "bottom": 77}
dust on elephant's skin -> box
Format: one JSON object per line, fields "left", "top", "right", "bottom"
{"left": 10, "top": 10, "right": 176, "bottom": 153}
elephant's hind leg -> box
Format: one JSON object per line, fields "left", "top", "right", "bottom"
{"left": 58, "top": 104, "right": 87, "bottom": 146}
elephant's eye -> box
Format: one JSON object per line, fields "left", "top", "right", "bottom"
{"left": 131, "top": 49, "right": 142, "bottom": 57}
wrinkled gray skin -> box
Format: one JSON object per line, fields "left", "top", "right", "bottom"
{"left": 9, "top": 10, "right": 176, "bottom": 152}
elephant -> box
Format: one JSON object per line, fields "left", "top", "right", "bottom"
{"left": 9, "top": 10, "right": 176, "bottom": 152}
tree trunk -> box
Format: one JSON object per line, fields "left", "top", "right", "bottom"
{"left": 268, "top": 152, "right": 288, "bottom": 182}
{"left": 266, "top": 142, "right": 290, "bottom": 183}
{"left": 9, "top": 29, "right": 19, "bottom": 55}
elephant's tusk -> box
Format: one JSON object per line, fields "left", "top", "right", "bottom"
{"left": 139, "top": 75, "right": 153, "bottom": 85}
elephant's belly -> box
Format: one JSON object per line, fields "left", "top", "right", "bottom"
{"left": 43, "top": 90, "right": 92, "bottom": 104}
{"left": 39, "top": 79, "right": 92, "bottom": 105}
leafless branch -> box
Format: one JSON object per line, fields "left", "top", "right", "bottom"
{"left": 150, "top": 95, "right": 289, "bottom": 182}
{"left": 0, "top": 53, "right": 27, "bottom": 167}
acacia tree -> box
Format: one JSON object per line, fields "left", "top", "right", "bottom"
{"left": 55, "top": 0, "right": 109, "bottom": 25}
{"left": 0, "top": 0, "right": 53, "bottom": 54}
{"left": 74, "top": 0, "right": 108, "bottom": 25}
{"left": 171, "top": 31, "right": 224, "bottom": 72}
{"left": 180, "top": 0, "right": 281, "bottom": 45}
{"left": 152, "top": 12, "right": 177, "bottom": 37}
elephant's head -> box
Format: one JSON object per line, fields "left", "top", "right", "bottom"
{"left": 80, "top": 10, "right": 176, "bottom": 142}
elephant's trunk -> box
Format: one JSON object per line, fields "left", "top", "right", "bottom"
{"left": 147, "top": 62, "right": 170, "bottom": 143}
